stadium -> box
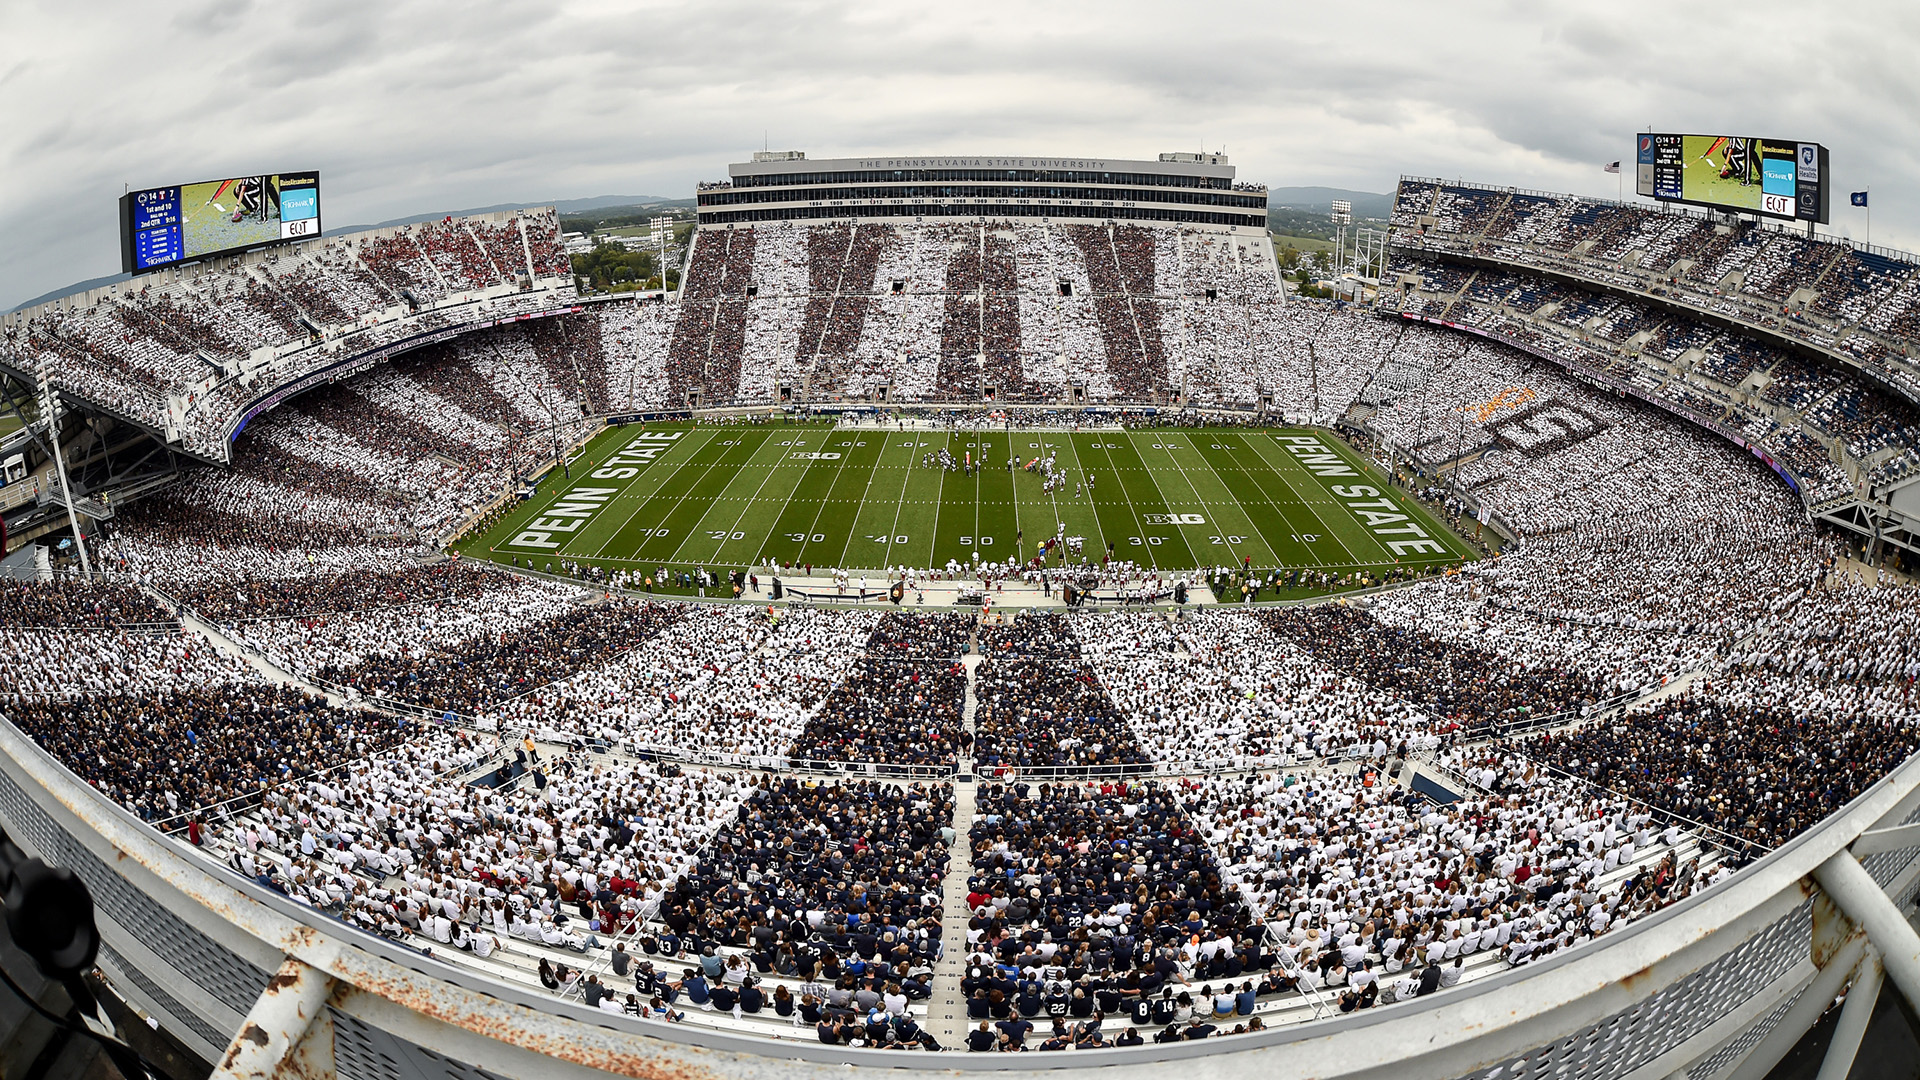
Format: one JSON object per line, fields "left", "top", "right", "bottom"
{"left": 1, "top": 130, "right": 1920, "bottom": 1080}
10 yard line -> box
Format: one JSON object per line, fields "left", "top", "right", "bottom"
{"left": 583, "top": 428, "right": 725, "bottom": 561}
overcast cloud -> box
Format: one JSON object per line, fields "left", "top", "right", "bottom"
{"left": 3, "top": 0, "right": 1916, "bottom": 309}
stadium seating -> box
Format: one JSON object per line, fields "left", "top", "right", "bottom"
{"left": 0, "top": 209, "right": 578, "bottom": 461}
{"left": 15, "top": 196, "right": 1920, "bottom": 1055}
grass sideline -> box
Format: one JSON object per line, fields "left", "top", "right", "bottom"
{"left": 457, "top": 421, "right": 1479, "bottom": 596}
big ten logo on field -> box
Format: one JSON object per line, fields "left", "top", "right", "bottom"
{"left": 1485, "top": 400, "right": 1608, "bottom": 457}
{"left": 1458, "top": 387, "right": 1537, "bottom": 425}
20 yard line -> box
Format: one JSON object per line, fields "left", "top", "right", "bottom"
{"left": 695, "top": 435, "right": 808, "bottom": 570}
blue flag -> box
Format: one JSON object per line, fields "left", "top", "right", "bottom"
{"left": 1852, "top": 191, "right": 1869, "bottom": 207}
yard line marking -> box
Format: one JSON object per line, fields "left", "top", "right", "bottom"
{"left": 583, "top": 426, "right": 723, "bottom": 560}
{"left": 1081, "top": 435, "right": 1160, "bottom": 570}
{"left": 697, "top": 429, "right": 810, "bottom": 569}
{"left": 631, "top": 427, "right": 775, "bottom": 566}
{"left": 1131, "top": 430, "right": 1275, "bottom": 569}
{"left": 753, "top": 430, "right": 861, "bottom": 570}
{"left": 877, "top": 433, "right": 919, "bottom": 569}
{"left": 1243, "top": 432, "right": 1367, "bottom": 565}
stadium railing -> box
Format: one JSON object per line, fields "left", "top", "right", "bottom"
{"left": 3, "top": 682, "right": 1920, "bottom": 1078}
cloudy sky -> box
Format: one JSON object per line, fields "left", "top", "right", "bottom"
{"left": 4, "top": 0, "right": 1915, "bottom": 309}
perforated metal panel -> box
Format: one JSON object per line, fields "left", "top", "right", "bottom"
{"left": 1857, "top": 802, "right": 1920, "bottom": 892}
{"left": 99, "top": 941, "right": 230, "bottom": 1048}
{"left": 333, "top": 1008, "right": 513, "bottom": 1080}
{"left": 0, "top": 764, "right": 272, "bottom": 1014}
{"left": 1694, "top": 989, "right": 1802, "bottom": 1079}
{"left": 1453, "top": 901, "right": 1810, "bottom": 1080}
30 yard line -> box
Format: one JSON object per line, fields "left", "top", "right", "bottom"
{"left": 751, "top": 431, "right": 862, "bottom": 571}
{"left": 1122, "top": 431, "right": 1227, "bottom": 567}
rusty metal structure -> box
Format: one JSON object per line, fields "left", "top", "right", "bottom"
{"left": 2, "top": 708, "right": 1918, "bottom": 1080}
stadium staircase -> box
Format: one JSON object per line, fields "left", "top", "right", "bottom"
{"left": 923, "top": 626, "right": 983, "bottom": 1046}
{"left": 158, "top": 594, "right": 343, "bottom": 702}
{"left": 926, "top": 778, "right": 978, "bottom": 1049}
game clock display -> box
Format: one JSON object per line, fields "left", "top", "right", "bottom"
{"left": 1636, "top": 135, "right": 1826, "bottom": 223}
{"left": 119, "top": 171, "right": 321, "bottom": 274}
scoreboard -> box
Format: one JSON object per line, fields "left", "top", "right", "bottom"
{"left": 1635, "top": 134, "right": 1827, "bottom": 224}
{"left": 120, "top": 171, "right": 321, "bottom": 274}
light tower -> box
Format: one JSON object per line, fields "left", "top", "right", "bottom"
{"left": 1330, "top": 199, "right": 1353, "bottom": 282}
{"left": 650, "top": 216, "right": 672, "bottom": 292}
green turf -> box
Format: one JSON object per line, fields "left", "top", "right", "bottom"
{"left": 456, "top": 421, "right": 1479, "bottom": 586}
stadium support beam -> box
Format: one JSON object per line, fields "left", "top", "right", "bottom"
{"left": 1723, "top": 930, "right": 1867, "bottom": 1080}
{"left": 1815, "top": 947, "right": 1882, "bottom": 1080}
{"left": 209, "top": 957, "right": 336, "bottom": 1080}
{"left": 1810, "top": 851, "right": 1920, "bottom": 1016}
{"left": 36, "top": 369, "right": 89, "bottom": 575}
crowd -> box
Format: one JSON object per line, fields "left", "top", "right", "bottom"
{"left": 787, "top": 613, "right": 971, "bottom": 768}
{"left": 485, "top": 605, "right": 874, "bottom": 764}
{"left": 0, "top": 576, "right": 173, "bottom": 627}
{"left": 1508, "top": 681, "right": 1920, "bottom": 852}
{"left": 1258, "top": 605, "right": 1605, "bottom": 735}
{"left": 0, "top": 211, "right": 578, "bottom": 452}
{"left": 662, "top": 778, "right": 952, "bottom": 972}
{"left": 7, "top": 656, "right": 405, "bottom": 825}
{"left": 1194, "top": 766, "right": 1735, "bottom": 1002}
{"left": 223, "top": 733, "right": 759, "bottom": 963}
{"left": 12, "top": 194, "right": 1920, "bottom": 1060}
{"left": 972, "top": 617, "right": 1153, "bottom": 771}
{"left": 1076, "top": 611, "right": 1438, "bottom": 766}
{"left": 967, "top": 780, "right": 1255, "bottom": 982}
{"left": 311, "top": 598, "right": 683, "bottom": 713}
{"left": 1394, "top": 177, "right": 1920, "bottom": 426}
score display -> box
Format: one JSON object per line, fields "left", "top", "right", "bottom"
{"left": 1636, "top": 135, "right": 1826, "bottom": 223}
{"left": 120, "top": 171, "right": 321, "bottom": 274}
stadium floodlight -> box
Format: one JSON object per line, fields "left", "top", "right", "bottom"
{"left": 651, "top": 217, "right": 672, "bottom": 291}
{"left": 1330, "top": 200, "right": 1353, "bottom": 277}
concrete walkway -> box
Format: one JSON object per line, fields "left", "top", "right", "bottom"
{"left": 925, "top": 629, "right": 983, "bottom": 1048}
{"left": 925, "top": 779, "right": 979, "bottom": 1049}
{"left": 158, "top": 591, "right": 348, "bottom": 706}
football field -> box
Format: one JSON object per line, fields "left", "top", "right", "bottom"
{"left": 462, "top": 422, "right": 1476, "bottom": 579}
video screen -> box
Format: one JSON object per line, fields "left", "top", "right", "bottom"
{"left": 122, "top": 171, "right": 321, "bottom": 274}
{"left": 1637, "top": 135, "right": 1824, "bottom": 223}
